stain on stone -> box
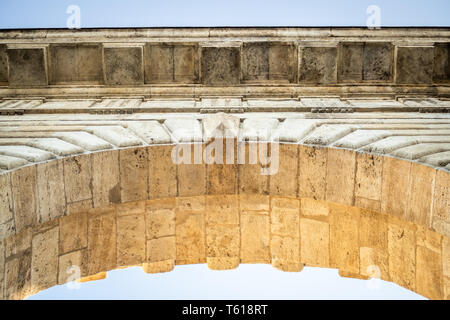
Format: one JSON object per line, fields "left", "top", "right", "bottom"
{"left": 109, "top": 183, "right": 121, "bottom": 204}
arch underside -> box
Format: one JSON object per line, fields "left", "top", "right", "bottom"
{"left": 0, "top": 143, "right": 449, "bottom": 300}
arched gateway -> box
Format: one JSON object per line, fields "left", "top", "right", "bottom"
{"left": 0, "top": 27, "right": 449, "bottom": 300}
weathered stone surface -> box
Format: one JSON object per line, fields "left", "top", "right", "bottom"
{"left": 85, "top": 126, "right": 142, "bottom": 148}
{"left": 11, "top": 166, "right": 37, "bottom": 232}
{"left": 240, "top": 213, "right": 270, "bottom": 263}
{"left": 238, "top": 143, "right": 269, "bottom": 195}
{"left": 127, "top": 122, "right": 172, "bottom": 145}
{"left": 355, "top": 153, "right": 383, "bottom": 203}
{"left": 91, "top": 150, "right": 120, "bottom": 208}
{"left": 88, "top": 209, "right": 117, "bottom": 275}
{"left": 0, "top": 155, "right": 29, "bottom": 170}
{"left": 7, "top": 47, "right": 47, "bottom": 86}
{"left": 396, "top": 46, "right": 434, "bottom": 84}
{"left": 271, "top": 235, "right": 302, "bottom": 272}
{"left": 300, "top": 198, "right": 329, "bottom": 216}
{"left": 146, "top": 208, "right": 175, "bottom": 239}
{"left": 175, "top": 211, "right": 205, "bottom": 264}
{"left": 145, "top": 43, "right": 199, "bottom": 83}
{"left": 0, "top": 146, "right": 54, "bottom": 163}
{"left": 239, "top": 194, "right": 270, "bottom": 212}
{"left": 326, "top": 148, "right": 356, "bottom": 206}
{"left": 300, "top": 218, "right": 329, "bottom": 267}
{"left": 4, "top": 228, "right": 31, "bottom": 259}
{"left": 177, "top": 144, "right": 206, "bottom": 197}
{"left": 270, "top": 144, "right": 298, "bottom": 197}
{"left": 270, "top": 197, "right": 299, "bottom": 238}
{"left": 363, "top": 42, "right": 393, "bottom": 81}
{"left": 148, "top": 145, "right": 177, "bottom": 199}
{"left": 206, "top": 139, "right": 237, "bottom": 195}
{"left": 147, "top": 236, "right": 176, "bottom": 263}
{"left": 58, "top": 249, "right": 88, "bottom": 284}
{"left": 432, "top": 169, "right": 449, "bottom": 235}
{"left": 338, "top": 43, "right": 364, "bottom": 82}
{"left": 298, "top": 145, "right": 327, "bottom": 200}
{"left": 299, "top": 46, "right": 337, "bottom": 84}
{"left": 416, "top": 246, "right": 442, "bottom": 299}
{"left": 359, "top": 210, "right": 388, "bottom": 280}
{"left": 206, "top": 195, "right": 238, "bottom": 225}
{"left": 201, "top": 47, "right": 240, "bottom": 85}
{"left": 49, "top": 44, "right": 103, "bottom": 84}
{"left": 0, "top": 239, "right": 4, "bottom": 299}
{"left": 5, "top": 251, "right": 31, "bottom": 299}
{"left": 242, "top": 42, "right": 296, "bottom": 82}
{"left": 381, "top": 157, "right": 411, "bottom": 219}
{"left": 406, "top": 163, "right": 435, "bottom": 227}
{"left": 104, "top": 46, "right": 144, "bottom": 85}
{"left": 63, "top": 154, "right": 92, "bottom": 205}
{"left": 59, "top": 211, "right": 87, "bottom": 255}
{"left": 0, "top": 173, "right": 13, "bottom": 227}
{"left": 56, "top": 132, "right": 112, "bottom": 152}
{"left": 36, "top": 160, "right": 66, "bottom": 223}
{"left": 329, "top": 204, "right": 360, "bottom": 274}
{"left": 0, "top": 44, "right": 7, "bottom": 83}
{"left": 164, "top": 119, "right": 203, "bottom": 142}
{"left": 31, "top": 227, "right": 58, "bottom": 292}
{"left": 433, "top": 43, "right": 449, "bottom": 83}
{"left": 388, "top": 218, "right": 416, "bottom": 291}
{"left": 117, "top": 214, "right": 146, "bottom": 267}
{"left": 206, "top": 225, "right": 239, "bottom": 268}
{"left": 444, "top": 237, "right": 450, "bottom": 277}
{"left": 119, "top": 147, "right": 148, "bottom": 202}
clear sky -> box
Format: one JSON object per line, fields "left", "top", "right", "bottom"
{"left": 2, "top": 0, "right": 448, "bottom": 299}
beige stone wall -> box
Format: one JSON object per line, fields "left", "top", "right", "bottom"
{"left": 0, "top": 143, "right": 448, "bottom": 300}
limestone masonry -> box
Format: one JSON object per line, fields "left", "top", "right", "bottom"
{"left": 0, "top": 27, "right": 448, "bottom": 300}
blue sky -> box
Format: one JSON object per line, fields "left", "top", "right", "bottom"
{"left": 0, "top": 0, "right": 449, "bottom": 28}
{"left": 2, "top": 0, "right": 448, "bottom": 299}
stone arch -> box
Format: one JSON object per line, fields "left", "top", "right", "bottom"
{"left": 0, "top": 142, "right": 448, "bottom": 300}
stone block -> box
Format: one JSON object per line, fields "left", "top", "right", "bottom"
{"left": 299, "top": 46, "right": 337, "bottom": 84}
{"left": 432, "top": 169, "right": 449, "bottom": 234}
{"left": 300, "top": 198, "right": 329, "bottom": 217}
{"left": 147, "top": 236, "right": 176, "bottom": 263}
{"left": 271, "top": 235, "right": 302, "bottom": 272}
{"left": 5, "top": 252, "right": 31, "bottom": 300}
{"left": 433, "top": 43, "right": 449, "bottom": 83}
{"left": 91, "top": 150, "right": 120, "bottom": 208}
{"left": 49, "top": 44, "right": 103, "bottom": 84}
{"left": 0, "top": 173, "right": 13, "bottom": 226}
{"left": 329, "top": 204, "right": 360, "bottom": 274}
{"left": 4, "top": 228, "right": 31, "bottom": 258}
{"left": 175, "top": 211, "right": 205, "bottom": 264}
{"left": 355, "top": 153, "right": 383, "bottom": 202}
{"left": 7, "top": 47, "right": 47, "bottom": 86}
{"left": 298, "top": 145, "right": 327, "bottom": 200}
{"left": 119, "top": 147, "right": 148, "bottom": 203}
{"left": 359, "top": 210, "right": 388, "bottom": 280}
{"left": 177, "top": 144, "right": 206, "bottom": 197}
{"left": 326, "top": 148, "right": 356, "bottom": 206}
{"left": 381, "top": 157, "right": 411, "bottom": 219}
{"left": 238, "top": 143, "right": 269, "bottom": 195}
{"left": 363, "top": 42, "right": 393, "bottom": 81}
{"left": 31, "top": 227, "right": 59, "bottom": 292}
{"left": 388, "top": 220, "right": 416, "bottom": 291}
{"left": 36, "top": 160, "right": 66, "bottom": 223}
{"left": 145, "top": 43, "right": 199, "bottom": 83}
{"left": 206, "top": 225, "right": 239, "bottom": 262}
{"left": 143, "top": 260, "right": 174, "bottom": 274}
{"left": 117, "top": 214, "right": 146, "bottom": 267}
{"left": 58, "top": 249, "right": 88, "bottom": 284}
{"left": 443, "top": 237, "right": 450, "bottom": 277}
{"left": 206, "top": 140, "right": 237, "bottom": 195}
{"left": 59, "top": 211, "right": 88, "bottom": 255}
{"left": 63, "top": 154, "right": 92, "bottom": 204}
{"left": 146, "top": 208, "right": 175, "bottom": 239}
{"left": 300, "top": 218, "right": 329, "bottom": 267}
{"left": 396, "top": 46, "right": 434, "bottom": 84}
{"left": 88, "top": 209, "right": 117, "bottom": 275}
{"left": 241, "top": 42, "right": 297, "bottom": 82}
{"left": 148, "top": 145, "right": 177, "bottom": 199}
{"left": 11, "top": 165, "right": 37, "bottom": 232}
{"left": 0, "top": 44, "right": 7, "bottom": 83}
{"left": 270, "top": 144, "right": 298, "bottom": 197}
{"left": 416, "top": 246, "right": 443, "bottom": 299}
{"left": 338, "top": 42, "right": 364, "bottom": 82}
{"left": 406, "top": 163, "right": 435, "bottom": 227}
{"left": 206, "top": 195, "right": 239, "bottom": 225}
{"left": 104, "top": 46, "right": 144, "bottom": 85}
{"left": 239, "top": 194, "right": 270, "bottom": 212}
{"left": 270, "top": 197, "right": 299, "bottom": 238}
{"left": 201, "top": 47, "right": 240, "bottom": 85}
{"left": 240, "top": 213, "right": 270, "bottom": 263}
